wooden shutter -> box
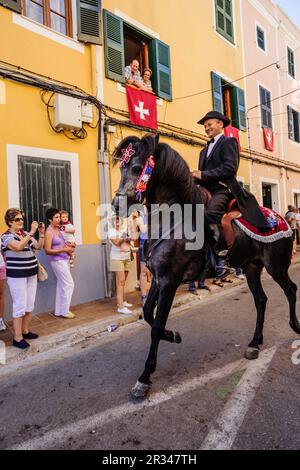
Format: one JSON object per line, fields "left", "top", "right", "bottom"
{"left": 287, "top": 47, "right": 295, "bottom": 78}
{"left": 260, "top": 86, "right": 272, "bottom": 129}
{"left": 77, "top": 0, "right": 102, "bottom": 45}
{"left": 150, "top": 39, "right": 172, "bottom": 100}
{"left": 211, "top": 72, "right": 224, "bottom": 113}
{"left": 231, "top": 87, "right": 246, "bottom": 131}
{"left": 215, "top": 0, "right": 234, "bottom": 43}
{"left": 49, "top": 160, "right": 73, "bottom": 220}
{"left": 103, "top": 10, "right": 125, "bottom": 82}
{"left": 0, "top": 0, "right": 22, "bottom": 13}
{"left": 18, "top": 156, "right": 72, "bottom": 231}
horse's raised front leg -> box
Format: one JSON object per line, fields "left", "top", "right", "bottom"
{"left": 243, "top": 261, "right": 267, "bottom": 360}
{"left": 143, "top": 278, "right": 158, "bottom": 327}
{"left": 131, "top": 280, "right": 178, "bottom": 398}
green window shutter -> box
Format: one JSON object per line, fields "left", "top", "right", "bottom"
{"left": 77, "top": 0, "right": 102, "bottom": 45}
{"left": 231, "top": 87, "right": 246, "bottom": 131}
{"left": 288, "top": 47, "right": 295, "bottom": 78}
{"left": 103, "top": 10, "right": 125, "bottom": 83}
{"left": 260, "top": 86, "right": 272, "bottom": 129}
{"left": 215, "top": 0, "right": 234, "bottom": 44}
{"left": 287, "top": 106, "right": 294, "bottom": 140}
{"left": 0, "top": 0, "right": 22, "bottom": 13}
{"left": 150, "top": 39, "right": 172, "bottom": 101}
{"left": 211, "top": 72, "right": 223, "bottom": 113}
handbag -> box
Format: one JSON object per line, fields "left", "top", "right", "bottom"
{"left": 37, "top": 260, "right": 48, "bottom": 282}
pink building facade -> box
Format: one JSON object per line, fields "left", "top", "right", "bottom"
{"left": 241, "top": 0, "right": 300, "bottom": 215}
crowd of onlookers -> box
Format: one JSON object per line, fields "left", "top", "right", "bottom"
{"left": 1, "top": 201, "right": 300, "bottom": 350}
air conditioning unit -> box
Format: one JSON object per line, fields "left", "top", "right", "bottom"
{"left": 54, "top": 94, "right": 82, "bottom": 131}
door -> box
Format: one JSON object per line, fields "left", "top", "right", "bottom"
{"left": 262, "top": 184, "right": 272, "bottom": 209}
{"left": 18, "top": 156, "right": 73, "bottom": 231}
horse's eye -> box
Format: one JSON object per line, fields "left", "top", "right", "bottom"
{"left": 132, "top": 165, "right": 142, "bottom": 175}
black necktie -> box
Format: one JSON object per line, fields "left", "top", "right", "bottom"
{"left": 209, "top": 138, "right": 215, "bottom": 144}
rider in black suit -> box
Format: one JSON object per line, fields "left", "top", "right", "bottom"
{"left": 192, "top": 111, "right": 270, "bottom": 251}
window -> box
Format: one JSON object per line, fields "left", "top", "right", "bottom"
{"left": 259, "top": 86, "right": 272, "bottom": 129}
{"left": 103, "top": 10, "right": 172, "bottom": 100}
{"left": 215, "top": 0, "right": 234, "bottom": 44}
{"left": 18, "top": 156, "right": 73, "bottom": 231}
{"left": 288, "top": 47, "right": 295, "bottom": 78}
{"left": 256, "top": 26, "right": 265, "bottom": 51}
{"left": 22, "top": 0, "right": 73, "bottom": 37}
{"left": 211, "top": 72, "right": 246, "bottom": 130}
{"left": 287, "top": 106, "right": 300, "bottom": 143}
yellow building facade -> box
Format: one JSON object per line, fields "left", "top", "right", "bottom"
{"left": 102, "top": 0, "right": 250, "bottom": 193}
{"left": 0, "top": 1, "right": 107, "bottom": 313}
{"left": 0, "top": 0, "right": 250, "bottom": 315}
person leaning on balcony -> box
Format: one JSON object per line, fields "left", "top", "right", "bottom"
{"left": 1, "top": 208, "right": 45, "bottom": 349}
{"left": 44, "top": 208, "right": 75, "bottom": 319}
{"left": 139, "top": 68, "right": 153, "bottom": 93}
{"left": 124, "top": 59, "right": 142, "bottom": 87}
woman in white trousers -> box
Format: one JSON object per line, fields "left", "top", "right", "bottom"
{"left": 44, "top": 208, "right": 75, "bottom": 319}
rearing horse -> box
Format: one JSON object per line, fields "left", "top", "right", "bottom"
{"left": 112, "top": 134, "right": 300, "bottom": 398}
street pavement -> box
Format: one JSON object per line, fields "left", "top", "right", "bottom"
{"left": 1, "top": 264, "right": 300, "bottom": 450}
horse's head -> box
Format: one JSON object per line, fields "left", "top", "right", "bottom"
{"left": 112, "top": 134, "right": 159, "bottom": 215}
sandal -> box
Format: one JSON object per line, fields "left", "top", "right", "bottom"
{"left": 212, "top": 279, "right": 224, "bottom": 287}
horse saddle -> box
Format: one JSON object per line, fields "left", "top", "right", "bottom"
{"left": 202, "top": 188, "right": 241, "bottom": 249}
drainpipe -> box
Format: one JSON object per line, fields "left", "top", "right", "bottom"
{"left": 97, "top": 114, "right": 113, "bottom": 298}
{"left": 93, "top": 44, "right": 113, "bottom": 298}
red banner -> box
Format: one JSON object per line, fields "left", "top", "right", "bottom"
{"left": 224, "top": 125, "right": 240, "bottom": 149}
{"left": 263, "top": 127, "right": 274, "bottom": 151}
{"left": 126, "top": 85, "right": 157, "bottom": 130}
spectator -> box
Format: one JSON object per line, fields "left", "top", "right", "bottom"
{"left": 0, "top": 249, "right": 6, "bottom": 332}
{"left": 285, "top": 205, "right": 297, "bottom": 254}
{"left": 1, "top": 208, "right": 45, "bottom": 349}
{"left": 109, "top": 216, "right": 133, "bottom": 314}
{"left": 131, "top": 209, "right": 152, "bottom": 305}
{"left": 139, "top": 68, "right": 153, "bottom": 93}
{"left": 59, "top": 210, "right": 76, "bottom": 268}
{"left": 44, "top": 208, "right": 75, "bottom": 319}
{"left": 124, "top": 59, "right": 142, "bottom": 87}
{"left": 295, "top": 208, "right": 300, "bottom": 245}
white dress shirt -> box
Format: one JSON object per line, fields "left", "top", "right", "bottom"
{"left": 206, "top": 132, "right": 223, "bottom": 157}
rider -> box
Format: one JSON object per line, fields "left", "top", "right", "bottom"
{"left": 192, "top": 111, "right": 270, "bottom": 256}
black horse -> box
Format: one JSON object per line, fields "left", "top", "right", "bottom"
{"left": 112, "top": 134, "right": 300, "bottom": 398}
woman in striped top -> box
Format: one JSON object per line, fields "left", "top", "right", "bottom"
{"left": 1, "top": 208, "right": 45, "bottom": 349}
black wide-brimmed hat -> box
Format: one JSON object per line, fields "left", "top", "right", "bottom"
{"left": 197, "top": 111, "right": 231, "bottom": 128}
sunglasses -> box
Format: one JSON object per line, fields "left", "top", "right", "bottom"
{"left": 13, "top": 217, "right": 24, "bottom": 222}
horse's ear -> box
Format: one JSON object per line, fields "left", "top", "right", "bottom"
{"left": 142, "top": 133, "right": 159, "bottom": 156}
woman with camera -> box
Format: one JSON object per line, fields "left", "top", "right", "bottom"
{"left": 1, "top": 208, "right": 45, "bottom": 349}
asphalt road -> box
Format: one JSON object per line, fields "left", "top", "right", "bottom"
{"left": 1, "top": 265, "right": 300, "bottom": 451}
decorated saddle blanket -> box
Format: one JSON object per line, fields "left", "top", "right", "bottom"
{"left": 233, "top": 206, "right": 293, "bottom": 243}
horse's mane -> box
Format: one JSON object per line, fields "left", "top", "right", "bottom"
{"left": 152, "top": 142, "right": 203, "bottom": 205}
{"left": 112, "top": 135, "right": 204, "bottom": 205}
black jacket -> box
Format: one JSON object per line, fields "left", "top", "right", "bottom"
{"left": 198, "top": 135, "right": 270, "bottom": 230}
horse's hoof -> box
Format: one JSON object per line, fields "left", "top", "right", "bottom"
{"left": 244, "top": 347, "right": 259, "bottom": 360}
{"left": 174, "top": 332, "right": 182, "bottom": 344}
{"left": 131, "top": 380, "right": 151, "bottom": 398}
